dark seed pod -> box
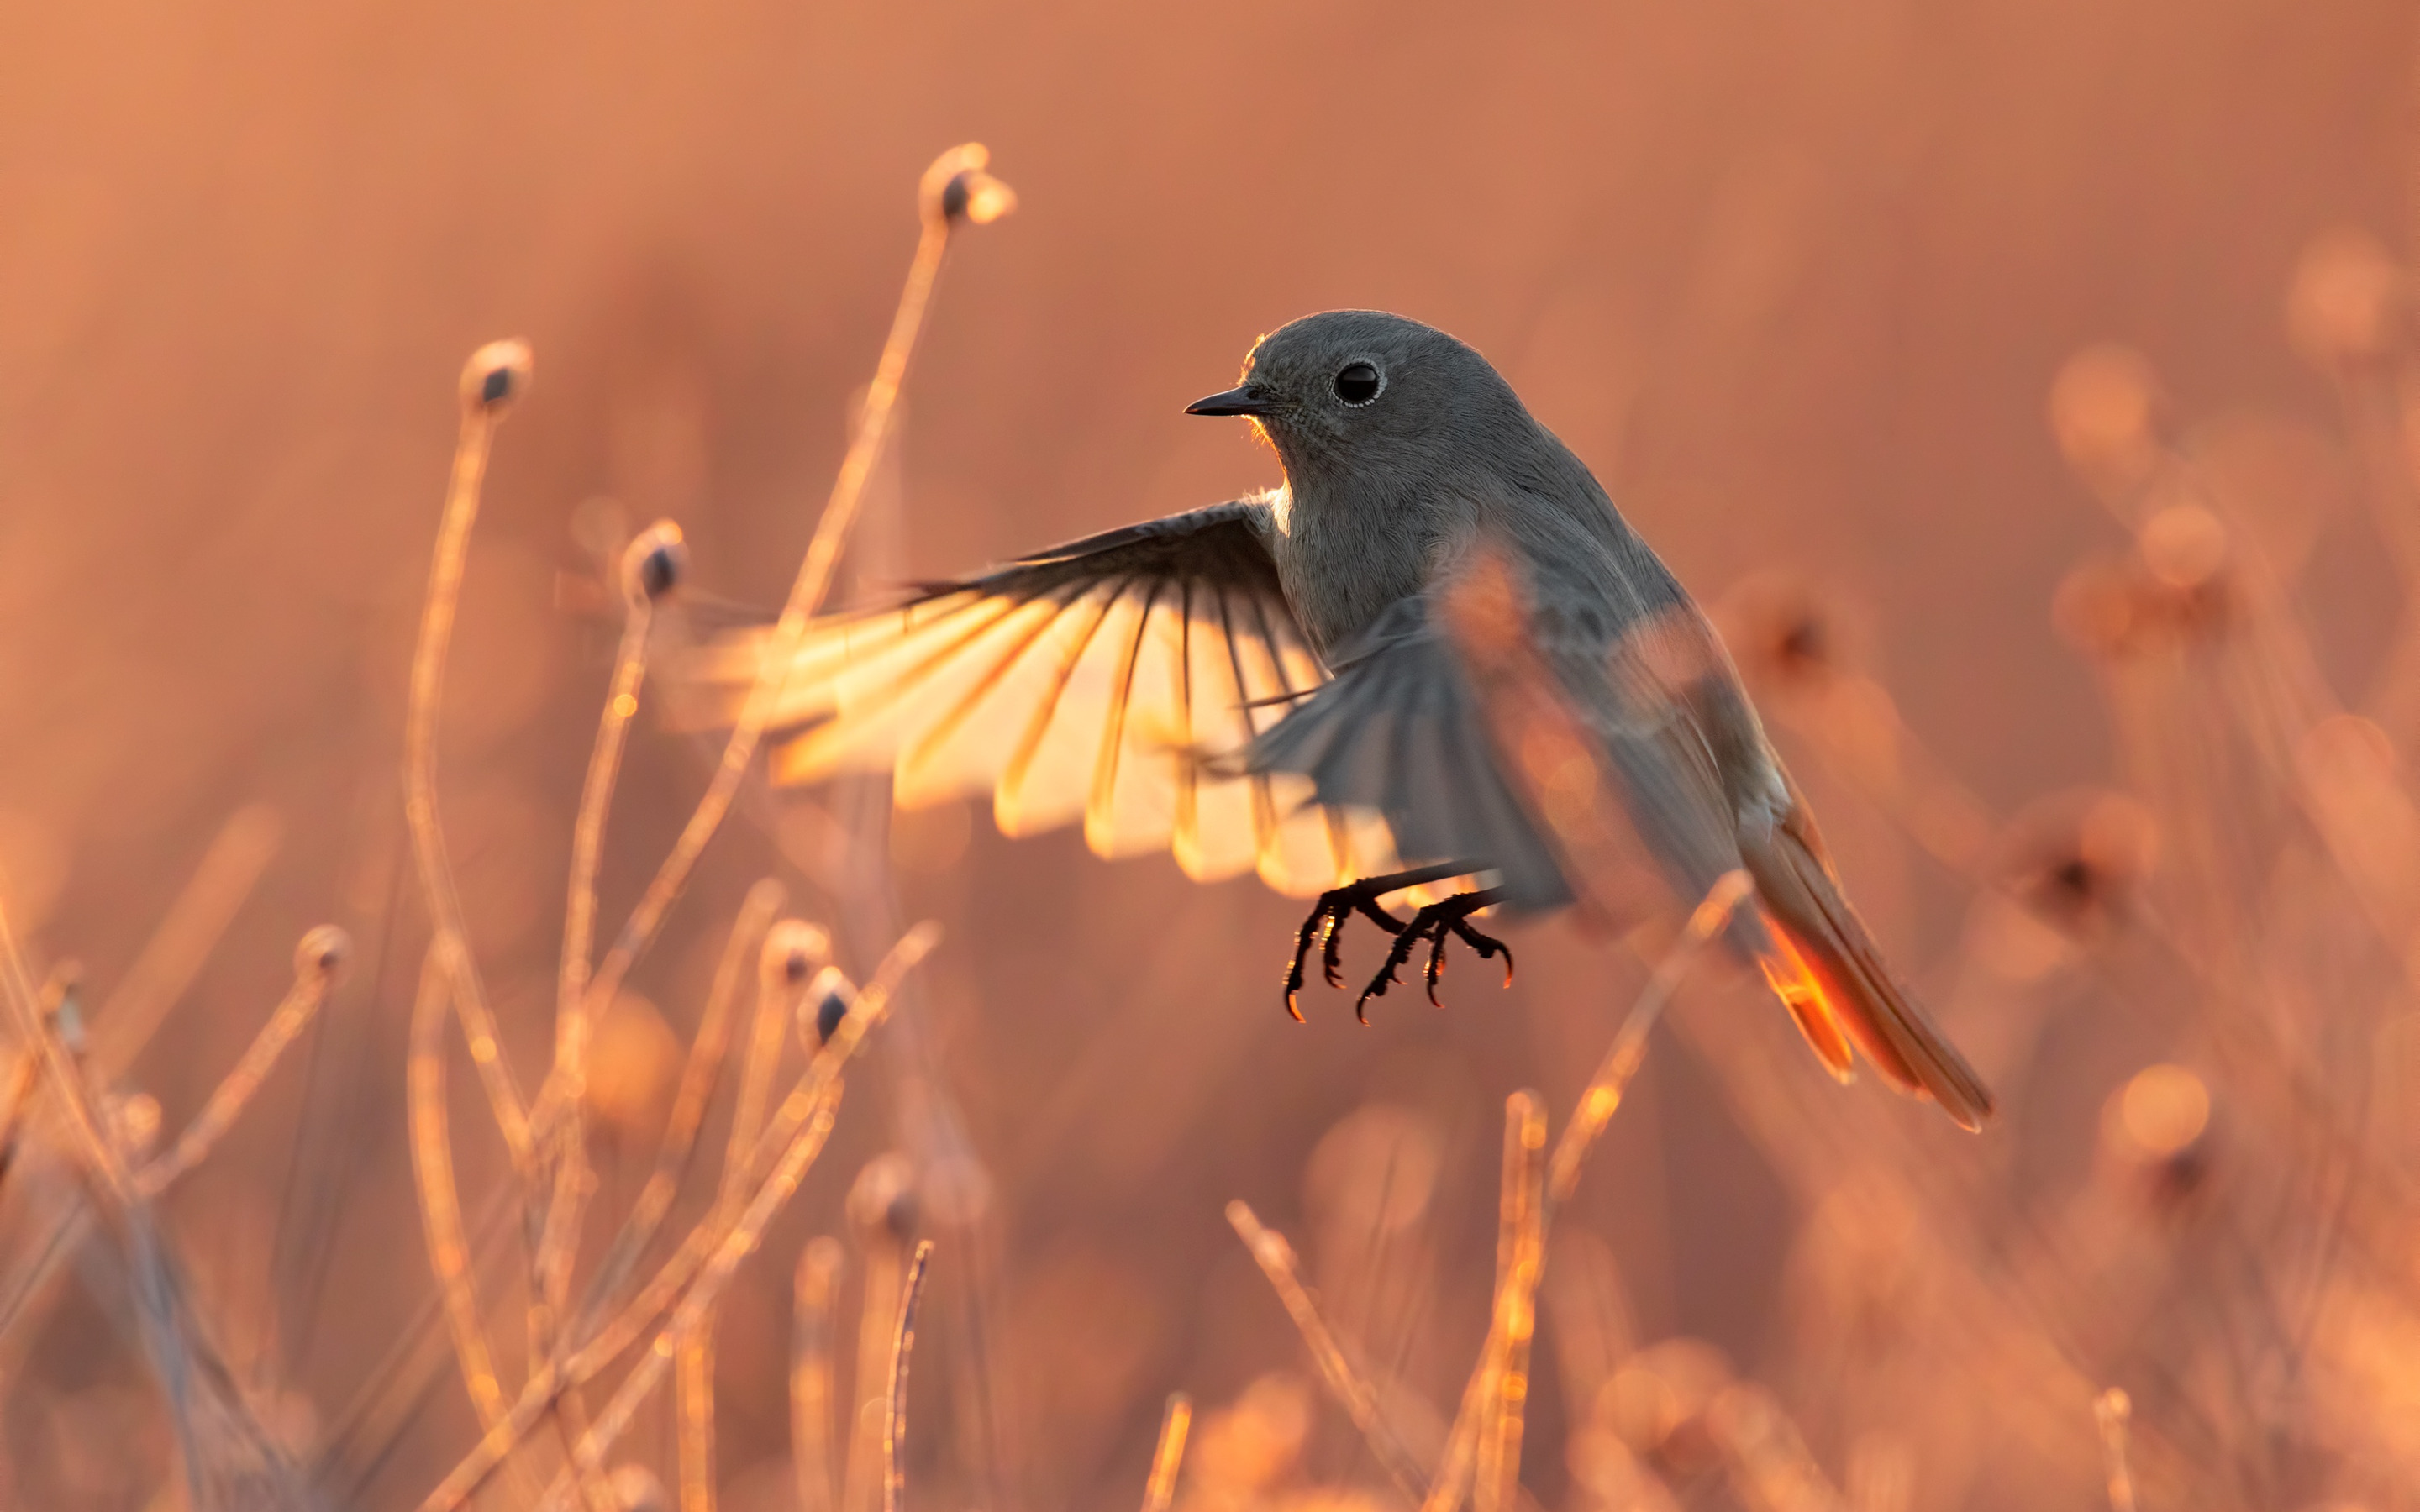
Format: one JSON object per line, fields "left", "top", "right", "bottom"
{"left": 810, "top": 967, "right": 856, "bottom": 1047}
{"left": 1996, "top": 790, "right": 2157, "bottom": 938}
{"left": 1714, "top": 571, "right": 1867, "bottom": 703}
{"left": 760, "top": 921, "right": 829, "bottom": 990}
{"left": 919, "top": 144, "right": 1016, "bottom": 228}
{"left": 294, "top": 925, "right": 351, "bottom": 981}
{"left": 460, "top": 339, "right": 534, "bottom": 415}
{"left": 847, "top": 1152, "right": 919, "bottom": 1244}
{"left": 619, "top": 521, "right": 687, "bottom": 605}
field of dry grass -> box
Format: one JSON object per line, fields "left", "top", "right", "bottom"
{"left": 4, "top": 5, "right": 2420, "bottom": 1509}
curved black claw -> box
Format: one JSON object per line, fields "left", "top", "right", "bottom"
{"left": 1284, "top": 880, "right": 1410, "bottom": 1021}
{"left": 1355, "top": 890, "right": 1512, "bottom": 1018}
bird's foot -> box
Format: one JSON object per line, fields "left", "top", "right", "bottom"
{"left": 1284, "top": 880, "right": 1411, "bottom": 1021}
{"left": 1355, "top": 890, "right": 1513, "bottom": 1019}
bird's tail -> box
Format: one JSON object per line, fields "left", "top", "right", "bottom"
{"left": 1738, "top": 813, "right": 1995, "bottom": 1131}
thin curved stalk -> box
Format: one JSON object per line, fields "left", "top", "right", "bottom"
{"left": 580, "top": 197, "right": 960, "bottom": 1022}
{"left": 1141, "top": 1394, "right": 1191, "bottom": 1512}
{"left": 403, "top": 360, "right": 534, "bottom": 1167}
{"left": 677, "top": 1325, "right": 717, "bottom": 1512}
{"left": 532, "top": 585, "right": 659, "bottom": 1370}
{"left": 413, "top": 925, "right": 939, "bottom": 1512}
{"left": 404, "top": 943, "right": 509, "bottom": 1427}
{"left": 792, "top": 1239, "right": 846, "bottom": 1512}
{"left": 573, "top": 879, "right": 783, "bottom": 1338}
{"left": 139, "top": 956, "right": 334, "bottom": 1195}
{"left": 883, "top": 1240, "right": 935, "bottom": 1512}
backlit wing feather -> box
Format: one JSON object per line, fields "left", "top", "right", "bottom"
{"left": 680, "top": 498, "right": 1400, "bottom": 896}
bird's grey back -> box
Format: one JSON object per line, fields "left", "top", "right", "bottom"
{"left": 1234, "top": 311, "right": 1757, "bottom": 916}
{"left": 1238, "top": 309, "right": 1687, "bottom": 660}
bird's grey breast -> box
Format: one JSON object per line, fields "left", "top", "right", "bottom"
{"left": 1262, "top": 478, "right": 1443, "bottom": 659}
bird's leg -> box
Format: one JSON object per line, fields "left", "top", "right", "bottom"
{"left": 1282, "top": 862, "right": 1476, "bottom": 1021}
{"left": 1357, "top": 890, "right": 1513, "bottom": 1018}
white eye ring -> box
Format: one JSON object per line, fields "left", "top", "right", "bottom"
{"left": 1333, "top": 356, "right": 1386, "bottom": 407}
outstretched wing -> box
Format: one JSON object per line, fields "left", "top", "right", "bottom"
{"left": 1243, "top": 591, "right": 1577, "bottom": 911}
{"left": 680, "top": 497, "right": 1400, "bottom": 895}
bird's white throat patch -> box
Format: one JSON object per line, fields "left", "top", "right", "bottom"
{"left": 1266, "top": 484, "right": 1294, "bottom": 537}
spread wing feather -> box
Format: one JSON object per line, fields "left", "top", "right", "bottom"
{"left": 678, "top": 499, "right": 1399, "bottom": 896}
{"left": 1245, "top": 593, "right": 1576, "bottom": 911}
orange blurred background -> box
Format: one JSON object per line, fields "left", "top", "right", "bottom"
{"left": 2, "top": 3, "right": 2417, "bottom": 1509}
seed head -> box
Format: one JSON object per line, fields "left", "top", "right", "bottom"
{"left": 294, "top": 924, "right": 351, "bottom": 982}
{"left": 1599, "top": 1338, "right": 1733, "bottom": 1475}
{"left": 106, "top": 1091, "right": 161, "bottom": 1159}
{"left": 2288, "top": 226, "right": 2404, "bottom": 368}
{"left": 2051, "top": 552, "right": 2230, "bottom": 660}
{"left": 1996, "top": 790, "right": 2158, "bottom": 937}
{"left": 460, "top": 339, "right": 534, "bottom": 415}
{"left": 620, "top": 521, "right": 687, "bottom": 605}
{"left": 760, "top": 920, "right": 829, "bottom": 988}
{"left": 920, "top": 143, "right": 1017, "bottom": 228}
{"left": 847, "top": 1151, "right": 919, "bottom": 1245}
{"left": 2137, "top": 503, "right": 2228, "bottom": 590}
{"left": 804, "top": 965, "right": 855, "bottom": 1047}
{"left": 2102, "top": 1063, "right": 2217, "bottom": 1214}
{"left": 2049, "top": 344, "right": 2165, "bottom": 491}
{"left": 1715, "top": 571, "right": 1862, "bottom": 701}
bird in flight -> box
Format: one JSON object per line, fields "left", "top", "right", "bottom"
{"left": 686, "top": 310, "right": 1993, "bottom": 1130}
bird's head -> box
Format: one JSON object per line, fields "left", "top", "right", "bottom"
{"left": 1186, "top": 310, "right": 1524, "bottom": 486}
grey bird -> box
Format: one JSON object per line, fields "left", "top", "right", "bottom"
{"left": 687, "top": 309, "right": 1994, "bottom": 1130}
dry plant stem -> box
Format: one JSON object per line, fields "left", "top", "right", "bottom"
{"left": 846, "top": 1235, "right": 908, "bottom": 1512}
{"left": 2095, "top": 1389, "right": 2139, "bottom": 1512}
{"left": 92, "top": 804, "right": 282, "bottom": 1079}
{"left": 550, "top": 591, "right": 655, "bottom": 1105}
{"left": 581, "top": 206, "right": 957, "bottom": 1019}
{"left": 677, "top": 1325, "right": 718, "bottom": 1512}
{"left": 573, "top": 1076, "right": 841, "bottom": 1383}
{"left": 313, "top": 1181, "right": 521, "bottom": 1499}
{"left": 576, "top": 879, "right": 782, "bottom": 1333}
{"left": 427, "top": 1058, "right": 849, "bottom": 1512}
{"left": 1424, "top": 874, "right": 1745, "bottom": 1512}
{"left": 1141, "top": 1394, "right": 1192, "bottom": 1512}
{"left": 560, "top": 1394, "right": 623, "bottom": 1512}
{"left": 408, "top": 937, "right": 576, "bottom": 1512}
{"left": 417, "top": 926, "right": 939, "bottom": 1512}
{"left": 540, "top": 1071, "right": 861, "bottom": 1505}
{"left": 0, "top": 1207, "right": 92, "bottom": 1349}
{"left": 404, "top": 395, "right": 534, "bottom": 1166}
{"left": 138, "top": 963, "right": 331, "bottom": 1195}
{"left": 1546, "top": 870, "right": 1753, "bottom": 1206}
{"left": 534, "top": 591, "right": 658, "bottom": 1331}
{"left": 0, "top": 917, "right": 257, "bottom": 1504}
{"left": 793, "top": 1238, "right": 847, "bottom": 1512}
{"left": 1475, "top": 1094, "right": 1545, "bottom": 1512}
{"left": 1225, "top": 1200, "right": 1429, "bottom": 1503}
{"left": 885, "top": 1239, "right": 935, "bottom": 1512}
{"left": 404, "top": 944, "right": 512, "bottom": 1427}
{"left": 568, "top": 931, "right": 929, "bottom": 1391}
{"left": 0, "top": 894, "right": 132, "bottom": 1215}
{"left": 727, "top": 950, "right": 799, "bottom": 1205}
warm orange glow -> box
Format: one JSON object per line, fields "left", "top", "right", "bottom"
{"left": 4, "top": 9, "right": 2411, "bottom": 1507}
{"left": 1756, "top": 925, "right": 1855, "bottom": 1081}
{"left": 2113, "top": 1063, "right": 2211, "bottom": 1158}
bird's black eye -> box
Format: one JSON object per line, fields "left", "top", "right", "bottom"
{"left": 1334, "top": 360, "right": 1382, "bottom": 406}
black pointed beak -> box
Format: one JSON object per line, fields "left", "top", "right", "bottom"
{"left": 1185, "top": 384, "right": 1273, "bottom": 417}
